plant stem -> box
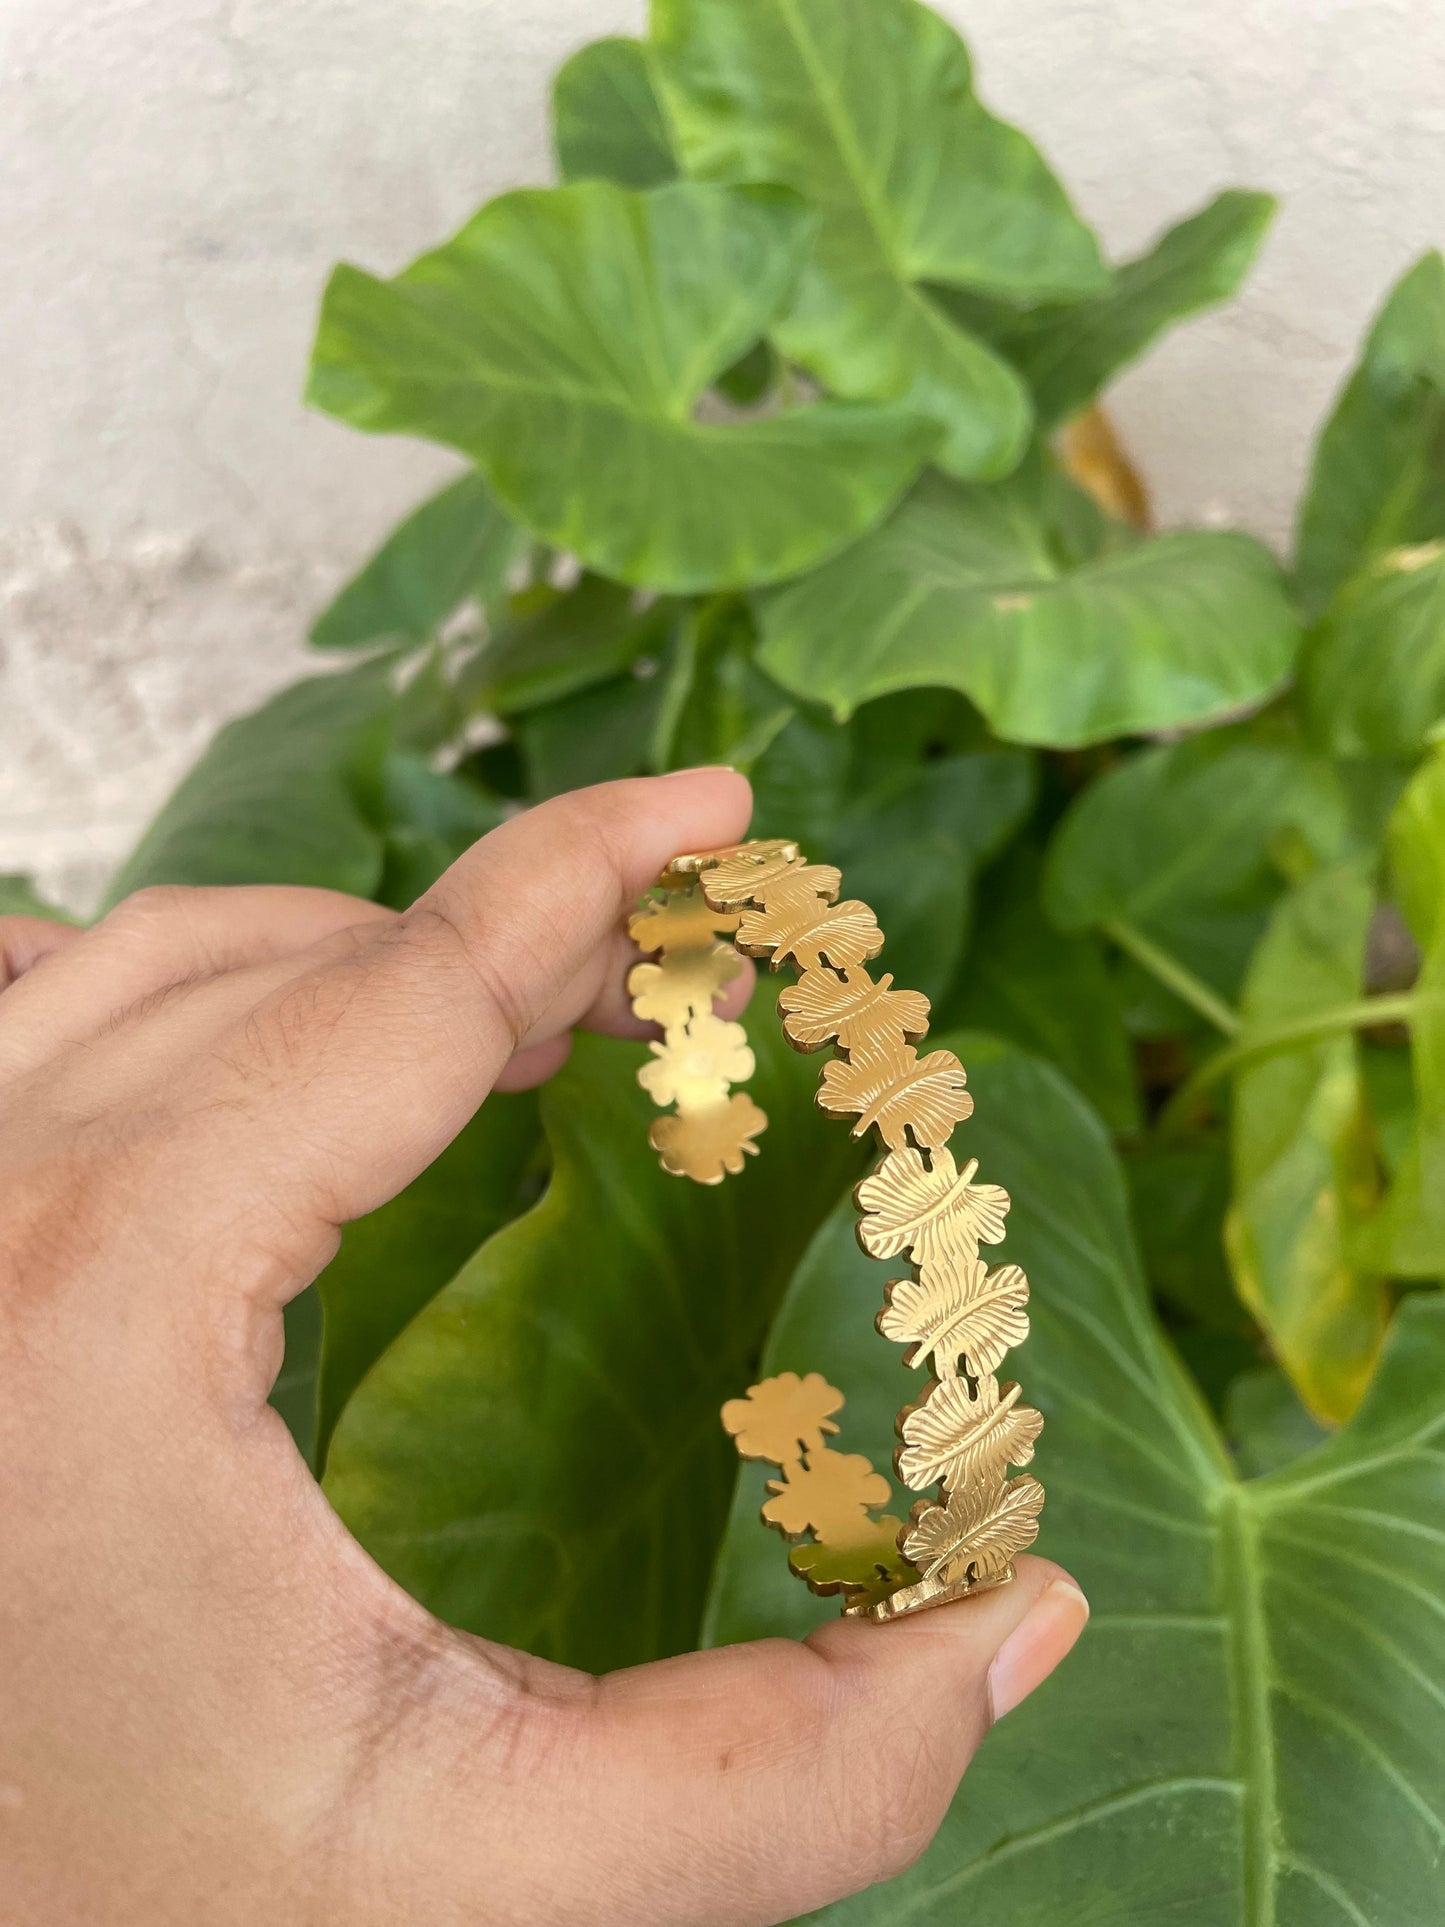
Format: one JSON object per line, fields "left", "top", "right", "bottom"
{"left": 1161, "top": 989, "right": 1428, "bottom": 1133}
{"left": 1102, "top": 916, "right": 1242, "bottom": 1038}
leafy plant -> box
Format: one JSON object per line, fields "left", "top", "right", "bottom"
{"left": 48, "top": 1, "right": 1445, "bottom": 1918}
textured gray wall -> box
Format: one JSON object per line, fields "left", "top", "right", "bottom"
{"left": 4, "top": 0, "right": 1442, "bottom": 907}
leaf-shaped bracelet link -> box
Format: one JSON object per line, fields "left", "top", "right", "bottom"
{"left": 628, "top": 838, "right": 1044, "bottom": 1621}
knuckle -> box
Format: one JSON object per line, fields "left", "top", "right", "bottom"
{"left": 102, "top": 882, "right": 194, "bottom": 940}
{"left": 232, "top": 962, "right": 369, "bottom": 1085}
{"left": 395, "top": 897, "right": 534, "bottom": 1049}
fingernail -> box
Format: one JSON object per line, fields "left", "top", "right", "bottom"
{"left": 661, "top": 764, "right": 739, "bottom": 776}
{"left": 986, "top": 1578, "right": 1089, "bottom": 1722}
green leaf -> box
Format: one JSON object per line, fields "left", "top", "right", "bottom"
{"left": 1358, "top": 746, "right": 1445, "bottom": 1275}
{"left": 515, "top": 669, "right": 671, "bottom": 800}
{"left": 1224, "top": 1366, "right": 1329, "bottom": 1480}
{"left": 964, "top": 190, "right": 1277, "bottom": 430}
{"left": 323, "top": 1022, "right": 861, "bottom": 1671}
{"left": 756, "top": 472, "right": 1299, "bottom": 746}
{"left": 309, "top": 473, "right": 518, "bottom": 649}
{"left": 1125, "top": 1135, "right": 1251, "bottom": 1338}
{"left": 552, "top": 36, "right": 677, "bottom": 189}
{"left": 827, "top": 750, "right": 1036, "bottom": 1005}
{"left": 270, "top": 1290, "right": 325, "bottom": 1465}
{"left": 104, "top": 664, "right": 394, "bottom": 905}
{"left": 947, "top": 853, "right": 1139, "bottom": 1133}
{"left": 466, "top": 575, "right": 673, "bottom": 717}
{"left": 650, "top": 599, "right": 796, "bottom": 773}
{"left": 1225, "top": 860, "right": 1388, "bottom": 1426}
{"left": 653, "top": 0, "right": 1107, "bottom": 478}
{"left": 1044, "top": 735, "right": 1319, "bottom": 1005}
{"left": 374, "top": 750, "right": 508, "bottom": 908}
{"left": 0, "top": 875, "right": 75, "bottom": 922}
{"left": 1296, "top": 251, "right": 1445, "bottom": 618}
{"left": 315, "top": 1094, "right": 541, "bottom": 1465}
{"left": 1300, "top": 539, "right": 1445, "bottom": 758}
{"left": 309, "top": 179, "right": 935, "bottom": 592}
{"left": 708, "top": 1036, "right": 1445, "bottom": 1924}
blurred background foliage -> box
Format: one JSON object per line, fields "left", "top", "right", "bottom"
{"left": 10, "top": 2, "right": 1444, "bottom": 1918}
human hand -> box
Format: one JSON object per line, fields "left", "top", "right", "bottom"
{"left": 0, "top": 771, "right": 1088, "bottom": 1925}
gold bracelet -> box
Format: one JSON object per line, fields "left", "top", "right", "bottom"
{"left": 627, "top": 838, "right": 1043, "bottom": 1623}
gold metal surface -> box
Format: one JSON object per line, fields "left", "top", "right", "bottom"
{"left": 630, "top": 839, "right": 1044, "bottom": 1620}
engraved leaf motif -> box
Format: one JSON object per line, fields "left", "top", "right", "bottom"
{"left": 755, "top": 861, "right": 842, "bottom": 909}
{"left": 721, "top": 1371, "right": 842, "bottom": 1465}
{"left": 857, "top": 1146, "right": 1011, "bottom": 1264}
{"left": 878, "top": 1258, "right": 1031, "bottom": 1377}
{"left": 819, "top": 1047, "right": 973, "bottom": 1149}
{"left": 902, "top": 1474, "right": 1045, "bottom": 1584}
{"left": 626, "top": 947, "right": 740, "bottom": 1028}
{"left": 896, "top": 1377, "right": 1044, "bottom": 1492}
{"left": 697, "top": 841, "right": 801, "bottom": 909}
{"left": 737, "top": 897, "right": 884, "bottom": 970}
{"left": 649, "top": 1091, "right": 766, "bottom": 1183}
{"left": 779, "top": 967, "right": 932, "bottom": 1053}
{"left": 762, "top": 1449, "right": 892, "bottom": 1539}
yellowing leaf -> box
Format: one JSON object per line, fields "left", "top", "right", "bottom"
{"left": 896, "top": 1376, "right": 1043, "bottom": 1492}
{"left": 779, "top": 967, "right": 932, "bottom": 1054}
{"left": 902, "top": 1472, "right": 1045, "bottom": 1584}
{"left": 819, "top": 1047, "right": 972, "bottom": 1149}
{"left": 878, "top": 1256, "right": 1030, "bottom": 1377}
{"left": 857, "top": 1146, "right": 1010, "bottom": 1265}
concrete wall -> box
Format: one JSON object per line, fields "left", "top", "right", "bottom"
{"left": 4, "top": 0, "right": 1441, "bottom": 906}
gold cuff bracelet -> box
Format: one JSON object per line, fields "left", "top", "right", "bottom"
{"left": 627, "top": 838, "right": 1044, "bottom": 1624}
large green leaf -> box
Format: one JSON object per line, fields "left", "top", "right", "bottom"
{"left": 1226, "top": 861, "right": 1388, "bottom": 1426}
{"left": 649, "top": 599, "right": 797, "bottom": 774}
{"left": 0, "top": 875, "right": 74, "bottom": 922}
{"left": 1044, "top": 736, "right": 1322, "bottom": 1005}
{"left": 755, "top": 472, "right": 1299, "bottom": 745}
{"left": 652, "top": 0, "right": 1107, "bottom": 478}
{"left": 309, "top": 180, "right": 934, "bottom": 592}
{"left": 1300, "top": 539, "right": 1445, "bottom": 759}
{"left": 322, "top": 1022, "right": 861, "bottom": 1672}
{"left": 1359, "top": 746, "right": 1445, "bottom": 1276}
{"left": 1295, "top": 251, "right": 1445, "bottom": 619}
{"left": 552, "top": 36, "right": 677, "bottom": 190}
{"left": 373, "top": 749, "right": 508, "bottom": 909}
{"left": 743, "top": 716, "right": 1035, "bottom": 1005}
{"left": 309, "top": 473, "right": 518, "bottom": 649}
{"left": 963, "top": 190, "right": 1276, "bottom": 430}
{"left": 104, "top": 664, "right": 394, "bottom": 905}
{"left": 708, "top": 1037, "right": 1445, "bottom": 1923}
{"left": 515, "top": 669, "right": 672, "bottom": 800}
{"left": 947, "top": 853, "right": 1139, "bottom": 1133}
{"left": 315, "top": 1094, "right": 541, "bottom": 1465}
{"left": 465, "top": 575, "right": 674, "bottom": 717}
{"left": 827, "top": 750, "right": 1035, "bottom": 1005}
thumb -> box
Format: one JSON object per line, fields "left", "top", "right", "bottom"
{"left": 576, "top": 1554, "right": 1089, "bottom": 1925}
